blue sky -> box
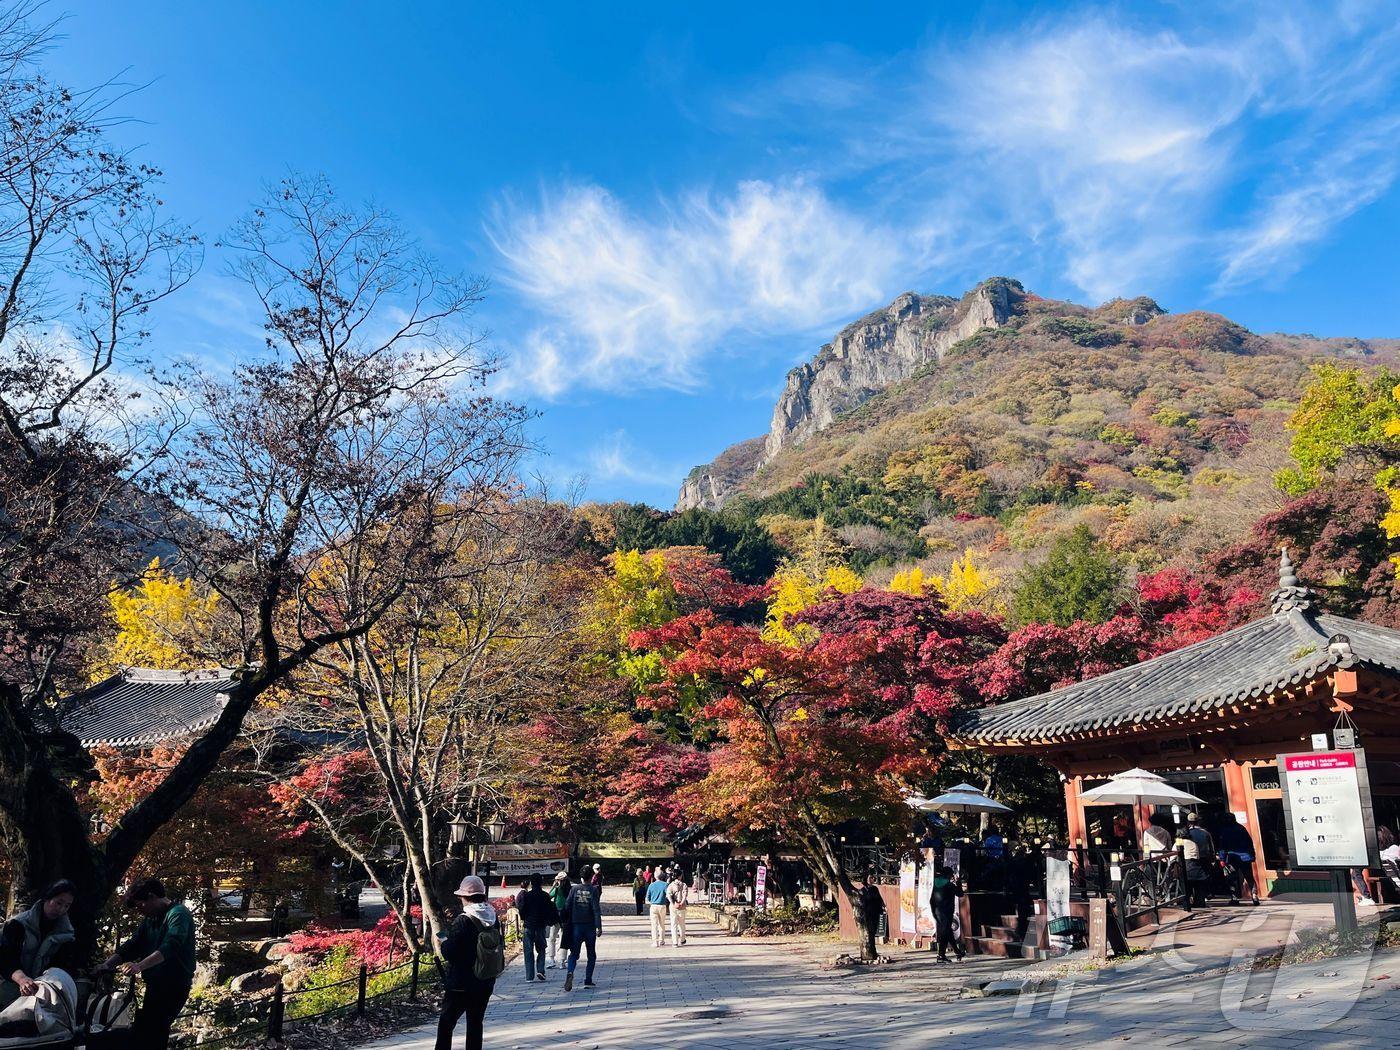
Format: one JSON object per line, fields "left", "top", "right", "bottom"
{"left": 51, "top": 0, "right": 1400, "bottom": 507}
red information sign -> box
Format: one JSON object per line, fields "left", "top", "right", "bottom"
{"left": 1284, "top": 753, "right": 1357, "bottom": 772}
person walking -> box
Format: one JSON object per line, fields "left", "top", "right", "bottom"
{"left": 515, "top": 874, "right": 555, "bottom": 983}
{"left": 1216, "top": 813, "right": 1260, "bottom": 906}
{"left": 631, "top": 867, "right": 648, "bottom": 916}
{"left": 646, "top": 866, "right": 671, "bottom": 947}
{"left": 547, "top": 871, "right": 570, "bottom": 968}
{"left": 96, "top": 878, "right": 196, "bottom": 1049}
{"left": 0, "top": 880, "right": 77, "bottom": 1010}
{"left": 435, "top": 876, "right": 505, "bottom": 1050}
{"left": 589, "top": 863, "right": 603, "bottom": 890}
{"left": 666, "top": 868, "right": 690, "bottom": 946}
{"left": 930, "top": 867, "right": 964, "bottom": 962}
{"left": 562, "top": 871, "right": 602, "bottom": 991}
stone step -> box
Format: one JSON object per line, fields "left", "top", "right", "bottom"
{"left": 977, "top": 924, "right": 1017, "bottom": 943}
{"left": 968, "top": 935, "right": 1018, "bottom": 958}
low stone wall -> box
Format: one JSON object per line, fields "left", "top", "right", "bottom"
{"left": 708, "top": 904, "right": 754, "bottom": 934}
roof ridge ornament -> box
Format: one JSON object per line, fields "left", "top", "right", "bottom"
{"left": 1271, "top": 546, "right": 1315, "bottom": 615}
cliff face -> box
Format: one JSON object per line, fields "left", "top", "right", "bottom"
{"left": 676, "top": 436, "right": 765, "bottom": 512}
{"left": 764, "top": 279, "right": 1020, "bottom": 462}
{"left": 676, "top": 278, "right": 1023, "bottom": 510}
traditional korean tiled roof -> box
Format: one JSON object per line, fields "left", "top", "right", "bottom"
{"left": 956, "top": 550, "right": 1400, "bottom": 746}
{"left": 60, "top": 667, "right": 236, "bottom": 748}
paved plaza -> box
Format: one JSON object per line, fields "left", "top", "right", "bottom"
{"left": 364, "top": 888, "right": 1400, "bottom": 1048}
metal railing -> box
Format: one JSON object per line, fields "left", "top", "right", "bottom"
{"left": 1110, "top": 849, "right": 1189, "bottom": 938}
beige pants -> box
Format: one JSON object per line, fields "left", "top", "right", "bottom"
{"left": 649, "top": 903, "right": 669, "bottom": 945}
{"left": 670, "top": 905, "right": 687, "bottom": 945}
{"left": 547, "top": 922, "right": 564, "bottom": 964}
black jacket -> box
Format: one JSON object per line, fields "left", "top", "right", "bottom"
{"left": 515, "top": 888, "right": 556, "bottom": 928}
{"left": 441, "top": 914, "right": 494, "bottom": 991}
{"left": 931, "top": 876, "right": 962, "bottom": 917}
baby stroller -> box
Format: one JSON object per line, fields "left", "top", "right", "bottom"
{"left": 0, "top": 968, "right": 79, "bottom": 1048}
{"left": 81, "top": 974, "right": 136, "bottom": 1049}
{"left": 0, "top": 969, "right": 134, "bottom": 1050}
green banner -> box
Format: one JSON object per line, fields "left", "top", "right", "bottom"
{"left": 578, "top": 841, "right": 674, "bottom": 859}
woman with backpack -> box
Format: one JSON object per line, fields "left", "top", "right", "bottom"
{"left": 436, "top": 876, "right": 506, "bottom": 1050}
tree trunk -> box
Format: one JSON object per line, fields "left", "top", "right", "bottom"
{"left": 798, "top": 822, "right": 875, "bottom": 961}
{"left": 0, "top": 683, "right": 108, "bottom": 958}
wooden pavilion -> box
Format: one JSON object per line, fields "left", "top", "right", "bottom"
{"left": 952, "top": 551, "right": 1400, "bottom": 895}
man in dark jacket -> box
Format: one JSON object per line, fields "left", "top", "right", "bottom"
{"left": 515, "top": 874, "right": 555, "bottom": 983}
{"left": 97, "top": 878, "right": 196, "bottom": 1049}
{"left": 561, "top": 873, "right": 602, "bottom": 991}
{"left": 930, "top": 867, "right": 965, "bottom": 962}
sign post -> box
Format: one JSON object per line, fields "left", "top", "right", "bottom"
{"left": 1278, "top": 748, "right": 1379, "bottom": 935}
{"left": 754, "top": 864, "right": 768, "bottom": 912}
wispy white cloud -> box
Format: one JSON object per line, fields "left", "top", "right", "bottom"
{"left": 919, "top": 19, "right": 1256, "bottom": 299}
{"left": 1217, "top": 117, "right": 1400, "bottom": 291}
{"left": 585, "top": 429, "right": 683, "bottom": 488}
{"left": 491, "top": 2, "right": 1400, "bottom": 399}
{"left": 489, "top": 179, "right": 905, "bottom": 396}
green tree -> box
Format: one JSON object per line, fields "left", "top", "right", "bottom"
{"left": 606, "top": 504, "right": 783, "bottom": 583}
{"left": 1011, "top": 525, "right": 1126, "bottom": 626}
{"left": 1276, "top": 363, "right": 1400, "bottom": 496}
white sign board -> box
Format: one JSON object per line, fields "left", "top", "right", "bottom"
{"left": 898, "top": 858, "right": 917, "bottom": 935}
{"left": 1046, "top": 854, "right": 1071, "bottom": 952}
{"left": 914, "top": 858, "right": 937, "bottom": 938}
{"left": 1280, "top": 751, "right": 1369, "bottom": 867}
{"left": 755, "top": 864, "right": 768, "bottom": 912}
{"left": 485, "top": 842, "right": 569, "bottom": 876}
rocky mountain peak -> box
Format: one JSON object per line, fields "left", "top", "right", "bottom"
{"left": 762, "top": 279, "right": 1022, "bottom": 464}
{"left": 676, "top": 278, "right": 1027, "bottom": 511}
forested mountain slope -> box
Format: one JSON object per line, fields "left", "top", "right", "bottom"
{"left": 676, "top": 278, "right": 1400, "bottom": 576}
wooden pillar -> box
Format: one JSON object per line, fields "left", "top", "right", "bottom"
{"left": 1222, "top": 760, "right": 1248, "bottom": 819}
{"left": 1134, "top": 798, "right": 1154, "bottom": 845}
{"left": 1064, "top": 776, "right": 1086, "bottom": 848}
{"left": 1222, "top": 759, "right": 1266, "bottom": 897}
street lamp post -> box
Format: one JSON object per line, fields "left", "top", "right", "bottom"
{"left": 482, "top": 817, "right": 507, "bottom": 885}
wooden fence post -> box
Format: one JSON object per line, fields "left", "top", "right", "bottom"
{"left": 356, "top": 963, "right": 368, "bottom": 1017}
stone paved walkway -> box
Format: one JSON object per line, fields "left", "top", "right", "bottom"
{"left": 362, "top": 888, "right": 1400, "bottom": 1048}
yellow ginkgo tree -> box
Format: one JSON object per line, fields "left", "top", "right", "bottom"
{"left": 889, "top": 548, "right": 1002, "bottom": 613}
{"left": 763, "top": 563, "right": 862, "bottom": 646}
{"left": 90, "top": 559, "right": 220, "bottom": 679}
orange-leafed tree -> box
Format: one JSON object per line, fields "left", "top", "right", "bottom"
{"left": 629, "top": 585, "right": 1004, "bottom": 958}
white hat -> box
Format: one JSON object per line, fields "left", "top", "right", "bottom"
{"left": 553, "top": 870, "right": 569, "bottom": 882}
{"left": 593, "top": 863, "right": 601, "bottom": 871}
{"left": 454, "top": 875, "right": 487, "bottom": 897}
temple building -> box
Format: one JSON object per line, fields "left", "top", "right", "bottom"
{"left": 953, "top": 551, "right": 1400, "bottom": 895}
{"left": 59, "top": 667, "right": 237, "bottom": 748}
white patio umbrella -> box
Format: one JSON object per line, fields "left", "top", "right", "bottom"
{"left": 917, "top": 783, "right": 1013, "bottom": 815}
{"left": 1079, "top": 767, "right": 1205, "bottom": 807}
